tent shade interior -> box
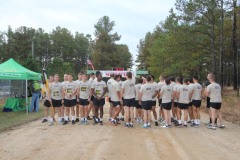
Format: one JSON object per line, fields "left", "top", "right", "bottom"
{"left": 0, "top": 58, "right": 41, "bottom": 113}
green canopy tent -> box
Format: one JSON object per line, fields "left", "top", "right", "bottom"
{"left": 0, "top": 58, "right": 41, "bottom": 113}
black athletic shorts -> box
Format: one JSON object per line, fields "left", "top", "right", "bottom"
{"left": 135, "top": 100, "right": 142, "bottom": 109}
{"left": 51, "top": 99, "right": 62, "bottom": 107}
{"left": 158, "top": 99, "right": 162, "bottom": 107}
{"left": 44, "top": 100, "right": 51, "bottom": 107}
{"left": 112, "top": 101, "right": 121, "bottom": 107}
{"left": 90, "top": 95, "right": 94, "bottom": 101}
{"left": 210, "top": 102, "right": 221, "bottom": 110}
{"left": 141, "top": 100, "right": 152, "bottom": 110}
{"left": 93, "top": 97, "right": 105, "bottom": 106}
{"left": 207, "top": 97, "right": 210, "bottom": 108}
{"left": 64, "top": 99, "right": 77, "bottom": 107}
{"left": 79, "top": 98, "right": 89, "bottom": 106}
{"left": 123, "top": 98, "right": 135, "bottom": 107}
{"left": 189, "top": 101, "right": 193, "bottom": 106}
{"left": 192, "top": 100, "right": 201, "bottom": 108}
{"left": 151, "top": 101, "right": 156, "bottom": 107}
{"left": 173, "top": 102, "right": 178, "bottom": 107}
{"left": 161, "top": 102, "right": 172, "bottom": 110}
{"left": 178, "top": 103, "right": 189, "bottom": 110}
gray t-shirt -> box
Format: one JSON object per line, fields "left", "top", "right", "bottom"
{"left": 140, "top": 83, "right": 155, "bottom": 101}
{"left": 158, "top": 81, "right": 166, "bottom": 99}
{"left": 50, "top": 82, "right": 63, "bottom": 100}
{"left": 79, "top": 81, "right": 91, "bottom": 99}
{"left": 206, "top": 83, "right": 222, "bottom": 102}
{"left": 151, "top": 81, "right": 159, "bottom": 101}
{"left": 122, "top": 79, "right": 135, "bottom": 99}
{"left": 173, "top": 84, "right": 181, "bottom": 102}
{"left": 107, "top": 78, "right": 115, "bottom": 98}
{"left": 63, "top": 81, "right": 78, "bottom": 100}
{"left": 177, "top": 84, "right": 191, "bottom": 104}
{"left": 192, "top": 83, "right": 202, "bottom": 100}
{"left": 91, "top": 80, "right": 107, "bottom": 98}
{"left": 135, "top": 83, "right": 142, "bottom": 100}
{"left": 160, "top": 85, "right": 172, "bottom": 103}
{"left": 111, "top": 80, "right": 121, "bottom": 102}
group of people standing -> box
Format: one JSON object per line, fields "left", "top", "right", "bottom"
{"left": 41, "top": 71, "right": 225, "bottom": 130}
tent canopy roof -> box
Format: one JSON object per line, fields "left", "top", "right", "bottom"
{"left": 0, "top": 58, "right": 41, "bottom": 80}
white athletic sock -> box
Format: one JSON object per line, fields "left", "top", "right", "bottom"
{"left": 194, "top": 119, "right": 197, "bottom": 124}
{"left": 197, "top": 119, "right": 200, "bottom": 125}
{"left": 184, "top": 121, "right": 187, "bottom": 125}
{"left": 49, "top": 118, "right": 53, "bottom": 122}
{"left": 147, "top": 122, "right": 150, "bottom": 126}
{"left": 58, "top": 117, "right": 62, "bottom": 122}
{"left": 178, "top": 120, "right": 182, "bottom": 124}
{"left": 81, "top": 118, "right": 84, "bottom": 121}
{"left": 100, "top": 118, "right": 102, "bottom": 121}
{"left": 130, "top": 122, "right": 133, "bottom": 125}
{"left": 64, "top": 116, "right": 68, "bottom": 121}
{"left": 72, "top": 116, "right": 75, "bottom": 121}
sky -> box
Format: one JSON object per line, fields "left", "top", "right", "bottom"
{"left": 0, "top": 0, "right": 176, "bottom": 68}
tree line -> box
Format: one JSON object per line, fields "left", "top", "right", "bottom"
{"left": 136, "top": 0, "right": 239, "bottom": 89}
{"left": 0, "top": 16, "right": 133, "bottom": 80}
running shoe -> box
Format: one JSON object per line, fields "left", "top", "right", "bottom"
{"left": 99, "top": 121, "right": 103, "bottom": 125}
{"left": 121, "top": 117, "right": 124, "bottom": 121}
{"left": 161, "top": 125, "right": 169, "bottom": 128}
{"left": 129, "top": 124, "right": 133, "bottom": 128}
{"left": 72, "top": 120, "right": 75, "bottom": 125}
{"left": 75, "top": 118, "right": 79, "bottom": 122}
{"left": 62, "top": 121, "right": 68, "bottom": 125}
{"left": 58, "top": 121, "right": 63, "bottom": 125}
{"left": 62, "top": 118, "right": 64, "bottom": 122}
{"left": 190, "top": 123, "right": 197, "bottom": 127}
{"left": 214, "top": 123, "right": 218, "bottom": 127}
{"left": 155, "top": 121, "right": 159, "bottom": 126}
{"left": 142, "top": 125, "right": 148, "bottom": 128}
{"left": 183, "top": 124, "right": 187, "bottom": 127}
{"left": 84, "top": 121, "right": 88, "bottom": 125}
{"left": 48, "top": 121, "right": 53, "bottom": 126}
{"left": 207, "top": 125, "right": 216, "bottom": 130}
{"left": 219, "top": 124, "right": 225, "bottom": 128}
{"left": 171, "top": 118, "right": 175, "bottom": 122}
{"left": 125, "top": 123, "right": 129, "bottom": 127}
{"left": 42, "top": 119, "right": 48, "bottom": 123}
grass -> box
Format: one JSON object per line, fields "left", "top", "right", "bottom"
{"left": 0, "top": 98, "right": 44, "bottom": 131}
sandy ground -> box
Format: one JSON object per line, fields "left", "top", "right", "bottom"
{"left": 1, "top": 105, "right": 240, "bottom": 160}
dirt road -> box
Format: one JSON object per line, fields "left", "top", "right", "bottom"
{"left": 1, "top": 106, "right": 240, "bottom": 160}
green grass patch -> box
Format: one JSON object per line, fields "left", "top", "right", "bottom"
{"left": 0, "top": 103, "right": 44, "bottom": 131}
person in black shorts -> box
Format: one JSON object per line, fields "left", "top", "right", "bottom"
{"left": 135, "top": 79, "right": 143, "bottom": 124}
{"left": 91, "top": 71, "right": 107, "bottom": 125}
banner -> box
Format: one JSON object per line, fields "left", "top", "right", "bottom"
{"left": 99, "top": 70, "right": 136, "bottom": 77}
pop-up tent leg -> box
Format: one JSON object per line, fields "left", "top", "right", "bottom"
{"left": 26, "top": 79, "right": 28, "bottom": 114}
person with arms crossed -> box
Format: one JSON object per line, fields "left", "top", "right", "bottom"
{"left": 78, "top": 73, "right": 91, "bottom": 125}
{"left": 91, "top": 72, "right": 107, "bottom": 125}
{"left": 48, "top": 74, "right": 64, "bottom": 126}
{"left": 62, "top": 74, "right": 78, "bottom": 125}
